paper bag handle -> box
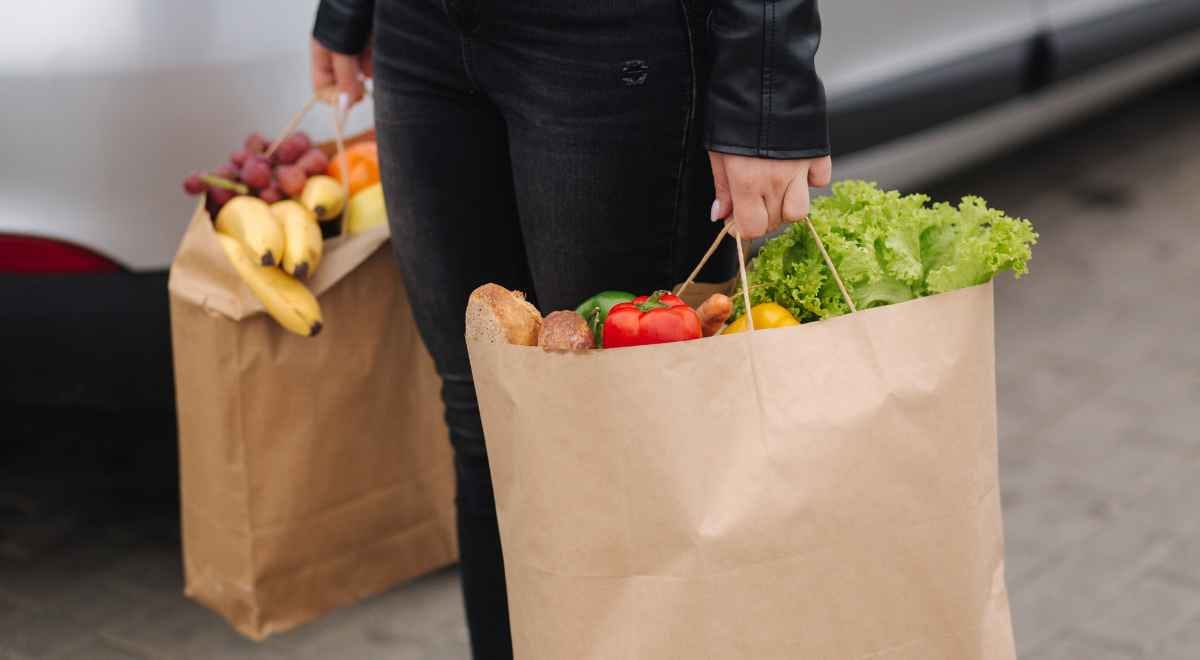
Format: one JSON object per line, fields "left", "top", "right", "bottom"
{"left": 676, "top": 217, "right": 857, "bottom": 331}
{"left": 265, "top": 86, "right": 363, "bottom": 211}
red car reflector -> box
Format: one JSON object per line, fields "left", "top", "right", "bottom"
{"left": 0, "top": 235, "right": 121, "bottom": 274}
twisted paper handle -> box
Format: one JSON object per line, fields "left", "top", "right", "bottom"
{"left": 675, "top": 217, "right": 857, "bottom": 332}
{"left": 265, "top": 87, "right": 366, "bottom": 215}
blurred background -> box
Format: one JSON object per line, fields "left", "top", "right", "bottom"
{"left": 2, "top": 1, "right": 1199, "bottom": 658}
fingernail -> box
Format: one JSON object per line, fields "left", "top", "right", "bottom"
{"left": 710, "top": 199, "right": 721, "bottom": 222}
{"left": 338, "top": 92, "right": 350, "bottom": 113}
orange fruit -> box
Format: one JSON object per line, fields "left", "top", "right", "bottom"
{"left": 327, "top": 141, "right": 380, "bottom": 195}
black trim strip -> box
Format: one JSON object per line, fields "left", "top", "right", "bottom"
{"left": 828, "top": 40, "right": 1030, "bottom": 156}
{"left": 1050, "top": 0, "right": 1200, "bottom": 82}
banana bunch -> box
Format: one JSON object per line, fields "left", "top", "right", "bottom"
{"left": 273, "top": 200, "right": 323, "bottom": 279}
{"left": 215, "top": 232, "right": 323, "bottom": 337}
{"left": 299, "top": 175, "right": 346, "bottom": 221}
{"left": 208, "top": 157, "right": 390, "bottom": 336}
{"left": 213, "top": 189, "right": 342, "bottom": 337}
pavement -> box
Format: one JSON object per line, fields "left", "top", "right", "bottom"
{"left": 2, "top": 76, "right": 1199, "bottom": 659}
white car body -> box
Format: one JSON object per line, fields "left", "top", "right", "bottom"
{"left": 828, "top": 0, "right": 1200, "bottom": 190}
{"left": 0, "top": 0, "right": 371, "bottom": 272}
{"left": 2, "top": 0, "right": 1198, "bottom": 271}
{"left": 1, "top": 0, "right": 1197, "bottom": 410}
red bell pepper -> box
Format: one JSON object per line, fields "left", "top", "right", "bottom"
{"left": 602, "top": 291, "right": 702, "bottom": 348}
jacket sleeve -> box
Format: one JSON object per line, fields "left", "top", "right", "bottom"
{"left": 312, "top": 0, "right": 375, "bottom": 55}
{"left": 704, "top": 0, "right": 830, "bottom": 159}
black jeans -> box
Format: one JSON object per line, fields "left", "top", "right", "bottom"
{"left": 371, "top": 1, "right": 732, "bottom": 657}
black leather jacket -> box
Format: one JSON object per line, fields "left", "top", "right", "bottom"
{"left": 313, "top": 0, "right": 829, "bottom": 159}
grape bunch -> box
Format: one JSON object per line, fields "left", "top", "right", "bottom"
{"left": 181, "top": 131, "right": 331, "bottom": 216}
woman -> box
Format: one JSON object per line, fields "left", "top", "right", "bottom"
{"left": 311, "top": 1, "right": 831, "bottom": 656}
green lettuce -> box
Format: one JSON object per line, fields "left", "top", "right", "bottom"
{"left": 734, "top": 180, "right": 1037, "bottom": 322}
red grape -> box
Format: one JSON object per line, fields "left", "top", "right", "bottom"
{"left": 182, "top": 171, "right": 208, "bottom": 195}
{"left": 240, "top": 156, "right": 272, "bottom": 190}
{"left": 244, "top": 132, "right": 269, "bottom": 154}
{"left": 207, "top": 186, "right": 236, "bottom": 212}
{"left": 275, "top": 164, "right": 307, "bottom": 197}
{"left": 258, "top": 183, "right": 284, "bottom": 204}
{"left": 296, "top": 148, "right": 329, "bottom": 176}
{"left": 275, "top": 132, "right": 312, "bottom": 165}
{"left": 230, "top": 149, "right": 250, "bottom": 168}
{"left": 213, "top": 163, "right": 239, "bottom": 181}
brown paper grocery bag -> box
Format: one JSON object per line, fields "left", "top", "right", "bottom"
{"left": 468, "top": 281, "right": 1015, "bottom": 659}
{"left": 168, "top": 202, "right": 457, "bottom": 640}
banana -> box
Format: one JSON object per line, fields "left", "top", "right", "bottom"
{"left": 271, "top": 200, "right": 323, "bottom": 279}
{"left": 343, "top": 182, "right": 388, "bottom": 235}
{"left": 214, "top": 195, "right": 285, "bottom": 266}
{"left": 299, "top": 175, "right": 346, "bottom": 221}
{"left": 215, "top": 232, "right": 323, "bottom": 337}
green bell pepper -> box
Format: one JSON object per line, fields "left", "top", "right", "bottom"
{"left": 575, "top": 290, "right": 635, "bottom": 347}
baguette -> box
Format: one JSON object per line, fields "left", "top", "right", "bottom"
{"left": 465, "top": 283, "right": 542, "bottom": 346}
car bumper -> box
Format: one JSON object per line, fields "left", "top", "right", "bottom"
{"left": 0, "top": 271, "right": 174, "bottom": 410}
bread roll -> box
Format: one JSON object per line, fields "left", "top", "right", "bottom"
{"left": 538, "top": 311, "right": 592, "bottom": 352}
{"left": 465, "top": 283, "right": 542, "bottom": 346}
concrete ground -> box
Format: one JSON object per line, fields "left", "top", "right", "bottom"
{"left": 2, "top": 76, "right": 1199, "bottom": 659}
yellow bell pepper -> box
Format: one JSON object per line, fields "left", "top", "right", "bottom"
{"left": 722, "top": 302, "right": 800, "bottom": 334}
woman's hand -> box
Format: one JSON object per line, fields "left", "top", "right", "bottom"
{"left": 310, "top": 38, "right": 373, "bottom": 106}
{"left": 709, "top": 152, "right": 832, "bottom": 239}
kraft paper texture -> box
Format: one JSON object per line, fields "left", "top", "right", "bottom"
{"left": 469, "top": 282, "right": 1015, "bottom": 659}
{"left": 169, "top": 199, "right": 456, "bottom": 640}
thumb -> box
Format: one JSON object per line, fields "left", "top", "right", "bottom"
{"left": 781, "top": 172, "right": 812, "bottom": 223}
{"left": 359, "top": 46, "right": 374, "bottom": 79}
{"left": 708, "top": 152, "right": 733, "bottom": 221}
{"left": 808, "top": 155, "right": 832, "bottom": 188}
